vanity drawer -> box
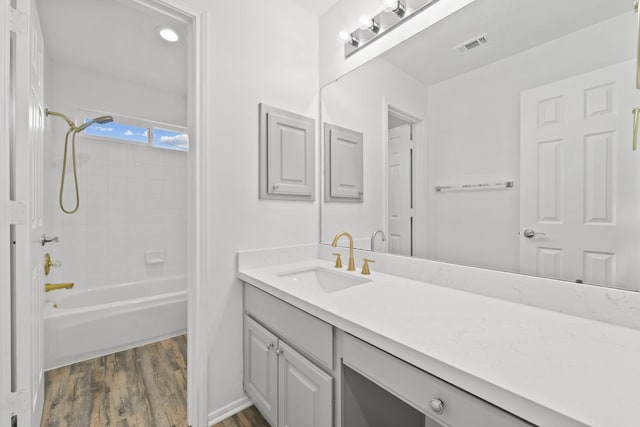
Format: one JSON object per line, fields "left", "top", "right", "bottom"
{"left": 244, "top": 284, "right": 333, "bottom": 370}
{"left": 342, "top": 334, "right": 532, "bottom": 427}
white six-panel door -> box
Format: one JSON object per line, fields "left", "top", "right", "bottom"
{"left": 12, "top": 0, "right": 45, "bottom": 424}
{"left": 388, "top": 124, "right": 413, "bottom": 256}
{"left": 520, "top": 60, "right": 640, "bottom": 289}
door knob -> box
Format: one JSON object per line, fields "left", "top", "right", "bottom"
{"left": 523, "top": 228, "right": 546, "bottom": 238}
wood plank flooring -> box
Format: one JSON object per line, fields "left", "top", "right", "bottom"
{"left": 41, "top": 335, "right": 188, "bottom": 427}
{"left": 211, "top": 406, "right": 270, "bottom": 427}
{"left": 40, "top": 335, "right": 270, "bottom": 427}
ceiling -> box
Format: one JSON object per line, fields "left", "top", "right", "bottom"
{"left": 37, "top": 0, "right": 188, "bottom": 96}
{"left": 291, "top": 0, "right": 341, "bottom": 16}
{"left": 381, "top": 0, "right": 631, "bottom": 87}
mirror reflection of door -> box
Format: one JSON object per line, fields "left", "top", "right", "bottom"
{"left": 388, "top": 117, "right": 413, "bottom": 256}
{"left": 520, "top": 59, "right": 640, "bottom": 287}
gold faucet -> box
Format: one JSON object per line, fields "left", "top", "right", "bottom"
{"left": 331, "top": 231, "right": 356, "bottom": 271}
{"left": 45, "top": 282, "right": 74, "bottom": 292}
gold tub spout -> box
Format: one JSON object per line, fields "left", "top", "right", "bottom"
{"left": 331, "top": 231, "right": 356, "bottom": 271}
{"left": 45, "top": 282, "right": 74, "bottom": 292}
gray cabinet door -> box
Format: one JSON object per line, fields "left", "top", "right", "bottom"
{"left": 324, "top": 123, "right": 363, "bottom": 202}
{"left": 259, "top": 103, "right": 315, "bottom": 200}
{"left": 277, "top": 341, "right": 333, "bottom": 427}
{"left": 244, "top": 316, "right": 279, "bottom": 427}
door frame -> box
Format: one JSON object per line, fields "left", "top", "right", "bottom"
{"left": 1, "top": 0, "right": 210, "bottom": 425}
{"left": 0, "top": 1, "right": 13, "bottom": 424}
{"left": 382, "top": 100, "right": 427, "bottom": 258}
{"left": 135, "top": 1, "right": 209, "bottom": 425}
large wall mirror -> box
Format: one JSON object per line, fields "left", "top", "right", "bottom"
{"left": 320, "top": 0, "right": 640, "bottom": 291}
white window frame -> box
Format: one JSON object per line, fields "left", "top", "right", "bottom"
{"left": 75, "top": 108, "right": 189, "bottom": 151}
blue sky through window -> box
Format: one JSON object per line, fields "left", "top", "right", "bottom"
{"left": 153, "top": 128, "right": 189, "bottom": 151}
{"left": 83, "top": 119, "right": 149, "bottom": 144}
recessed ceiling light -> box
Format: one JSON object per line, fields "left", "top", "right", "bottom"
{"left": 159, "top": 27, "right": 180, "bottom": 42}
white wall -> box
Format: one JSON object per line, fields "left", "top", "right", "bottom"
{"left": 319, "top": 0, "right": 475, "bottom": 85}
{"left": 182, "top": 0, "right": 321, "bottom": 419}
{"left": 321, "top": 56, "right": 428, "bottom": 250}
{"left": 43, "top": 60, "right": 188, "bottom": 289}
{"left": 426, "top": 12, "right": 635, "bottom": 271}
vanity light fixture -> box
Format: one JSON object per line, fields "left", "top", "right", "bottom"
{"left": 339, "top": 0, "right": 439, "bottom": 58}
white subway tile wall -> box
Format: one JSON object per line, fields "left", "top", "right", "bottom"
{"left": 43, "top": 137, "right": 187, "bottom": 289}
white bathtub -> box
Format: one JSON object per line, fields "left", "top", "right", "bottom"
{"left": 44, "top": 275, "right": 187, "bottom": 370}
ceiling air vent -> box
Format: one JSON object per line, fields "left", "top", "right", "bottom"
{"left": 454, "top": 34, "right": 488, "bottom": 54}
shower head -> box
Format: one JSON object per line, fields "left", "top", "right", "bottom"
{"left": 77, "top": 115, "right": 114, "bottom": 132}
{"left": 46, "top": 109, "right": 114, "bottom": 133}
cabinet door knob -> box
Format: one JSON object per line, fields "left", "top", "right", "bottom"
{"left": 267, "top": 342, "right": 275, "bottom": 350}
{"left": 276, "top": 348, "right": 283, "bottom": 356}
{"left": 429, "top": 398, "right": 445, "bottom": 415}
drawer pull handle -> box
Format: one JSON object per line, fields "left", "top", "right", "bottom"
{"left": 429, "top": 398, "right": 445, "bottom": 415}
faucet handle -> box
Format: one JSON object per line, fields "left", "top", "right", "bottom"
{"left": 332, "top": 253, "right": 343, "bottom": 269}
{"left": 361, "top": 258, "right": 375, "bottom": 275}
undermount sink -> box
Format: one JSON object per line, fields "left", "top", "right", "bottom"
{"left": 276, "top": 267, "right": 371, "bottom": 293}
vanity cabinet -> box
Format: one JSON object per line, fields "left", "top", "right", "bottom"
{"left": 244, "top": 285, "right": 334, "bottom": 427}
{"left": 243, "top": 283, "right": 533, "bottom": 427}
{"left": 342, "top": 333, "right": 533, "bottom": 427}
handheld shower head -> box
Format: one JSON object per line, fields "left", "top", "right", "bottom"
{"left": 77, "top": 115, "right": 114, "bottom": 132}
{"left": 46, "top": 110, "right": 115, "bottom": 214}
{"left": 46, "top": 109, "right": 114, "bottom": 133}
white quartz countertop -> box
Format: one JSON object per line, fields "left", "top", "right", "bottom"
{"left": 238, "top": 258, "right": 640, "bottom": 427}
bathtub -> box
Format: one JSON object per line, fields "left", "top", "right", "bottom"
{"left": 44, "top": 275, "right": 187, "bottom": 370}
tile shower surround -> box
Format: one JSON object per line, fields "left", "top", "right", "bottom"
{"left": 43, "top": 137, "right": 187, "bottom": 290}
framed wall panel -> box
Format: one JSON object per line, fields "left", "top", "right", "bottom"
{"left": 324, "top": 123, "right": 363, "bottom": 202}
{"left": 259, "top": 104, "right": 315, "bottom": 201}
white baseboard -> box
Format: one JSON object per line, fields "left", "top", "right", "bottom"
{"left": 207, "top": 395, "right": 253, "bottom": 426}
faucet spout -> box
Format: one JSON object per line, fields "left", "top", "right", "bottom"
{"left": 331, "top": 231, "right": 356, "bottom": 271}
{"left": 45, "top": 282, "right": 74, "bottom": 292}
{"left": 370, "top": 229, "right": 387, "bottom": 251}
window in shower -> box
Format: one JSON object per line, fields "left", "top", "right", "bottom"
{"left": 76, "top": 109, "right": 189, "bottom": 152}
{"left": 152, "top": 128, "right": 189, "bottom": 151}
{"left": 83, "top": 120, "right": 149, "bottom": 144}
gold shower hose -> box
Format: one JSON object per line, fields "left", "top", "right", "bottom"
{"left": 59, "top": 127, "right": 81, "bottom": 214}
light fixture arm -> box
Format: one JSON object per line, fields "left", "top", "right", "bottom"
{"left": 390, "top": 1, "right": 406, "bottom": 18}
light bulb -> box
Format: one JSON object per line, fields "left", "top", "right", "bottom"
{"left": 338, "top": 31, "right": 359, "bottom": 47}
{"left": 383, "top": 0, "right": 406, "bottom": 17}
{"left": 358, "top": 16, "right": 373, "bottom": 30}
{"left": 358, "top": 16, "right": 381, "bottom": 34}
{"left": 382, "top": 0, "right": 398, "bottom": 12}
{"left": 338, "top": 31, "right": 352, "bottom": 43}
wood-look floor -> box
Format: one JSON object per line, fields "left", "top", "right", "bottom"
{"left": 211, "top": 406, "right": 269, "bottom": 427}
{"left": 41, "top": 335, "right": 188, "bottom": 427}
{"left": 40, "top": 335, "right": 269, "bottom": 427}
